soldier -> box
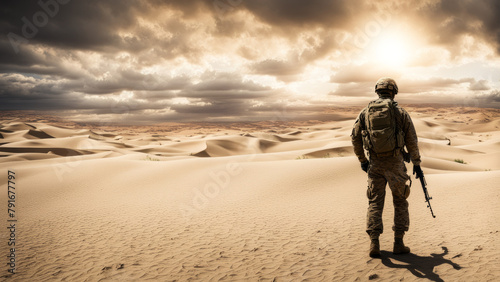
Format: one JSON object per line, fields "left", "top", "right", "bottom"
{"left": 351, "top": 77, "right": 423, "bottom": 258}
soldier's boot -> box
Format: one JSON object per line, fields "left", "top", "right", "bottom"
{"left": 393, "top": 232, "right": 410, "bottom": 254}
{"left": 368, "top": 232, "right": 381, "bottom": 258}
{"left": 369, "top": 239, "right": 381, "bottom": 258}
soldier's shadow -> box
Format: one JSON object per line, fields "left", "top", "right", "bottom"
{"left": 380, "top": 246, "right": 461, "bottom": 282}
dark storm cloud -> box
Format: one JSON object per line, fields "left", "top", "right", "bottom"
{"left": 0, "top": 0, "right": 155, "bottom": 53}
{"left": 0, "top": 39, "right": 84, "bottom": 79}
{"left": 191, "top": 72, "right": 270, "bottom": 92}
{"left": 413, "top": 0, "right": 500, "bottom": 54}
{"left": 0, "top": 0, "right": 208, "bottom": 69}
{"left": 0, "top": 72, "right": 153, "bottom": 111}
{"left": 79, "top": 70, "right": 192, "bottom": 95}
{"left": 0, "top": 70, "right": 282, "bottom": 121}
{"left": 481, "top": 90, "right": 500, "bottom": 103}
{"left": 241, "top": 0, "right": 363, "bottom": 28}
{"left": 447, "top": 89, "right": 500, "bottom": 108}
{"left": 158, "top": 0, "right": 363, "bottom": 33}
{"left": 249, "top": 31, "right": 340, "bottom": 79}
{"left": 171, "top": 73, "right": 279, "bottom": 117}
{"left": 0, "top": 74, "right": 82, "bottom": 110}
{"left": 0, "top": 39, "right": 44, "bottom": 67}
{"left": 469, "top": 79, "right": 491, "bottom": 91}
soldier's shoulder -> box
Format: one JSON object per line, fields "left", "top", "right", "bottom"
{"left": 394, "top": 103, "right": 409, "bottom": 114}
{"left": 357, "top": 106, "right": 368, "bottom": 116}
{"left": 354, "top": 107, "right": 367, "bottom": 125}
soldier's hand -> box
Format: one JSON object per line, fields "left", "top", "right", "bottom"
{"left": 361, "top": 161, "right": 370, "bottom": 173}
{"left": 402, "top": 149, "right": 411, "bottom": 163}
{"left": 413, "top": 165, "right": 424, "bottom": 179}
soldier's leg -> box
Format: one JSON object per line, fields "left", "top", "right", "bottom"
{"left": 366, "top": 169, "right": 387, "bottom": 239}
{"left": 386, "top": 162, "right": 410, "bottom": 234}
{"left": 366, "top": 168, "right": 387, "bottom": 258}
{"left": 392, "top": 191, "right": 409, "bottom": 234}
{"left": 387, "top": 162, "right": 411, "bottom": 254}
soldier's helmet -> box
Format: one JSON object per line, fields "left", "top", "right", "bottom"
{"left": 375, "top": 77, "right": 398, "bottom": 95}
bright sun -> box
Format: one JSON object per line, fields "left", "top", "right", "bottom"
{"left": 371, "top": 29, "right": 414, "bottom": 67}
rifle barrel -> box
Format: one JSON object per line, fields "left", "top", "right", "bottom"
{"left": 418, "top": 174, "right": 436, "bottom": 218}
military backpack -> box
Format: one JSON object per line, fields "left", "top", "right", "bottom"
{"left": 362, "top": 98, "right": 404, "bottom": 154}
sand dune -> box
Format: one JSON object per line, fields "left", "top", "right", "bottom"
{"left": 0, "top": 107, "right": 499, "bottom": 281}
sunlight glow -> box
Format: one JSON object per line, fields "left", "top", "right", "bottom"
{"left": 371, "top": 29, "right": 416, "bottom": 67}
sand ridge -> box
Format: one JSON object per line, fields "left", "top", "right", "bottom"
{"left": 0, "top": 107, "right": 499, "bottom": 281}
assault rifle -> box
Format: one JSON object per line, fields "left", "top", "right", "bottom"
{"left": 415, "top": 170, "right": 436, "bottom": 218}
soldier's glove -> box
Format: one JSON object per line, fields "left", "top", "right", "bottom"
{"left": 413, "top": 165, "right": 424, "bottom": 179}
{"left": 361, "top": 161, "right": 370, "bottom": 173}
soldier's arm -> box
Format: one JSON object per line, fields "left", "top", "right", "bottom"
{"left": 401, "top": 108, "right": 421, "bottom": 166}
{"left": 351, "top": 109, "right": 368, "bottom": 163}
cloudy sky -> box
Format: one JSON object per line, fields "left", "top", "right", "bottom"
{"left": 1, "top": 0, "right": 500, "bottom": 123}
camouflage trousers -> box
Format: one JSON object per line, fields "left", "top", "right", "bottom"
{"left": 366, "top": 153, "right": 410, "bottom": 238}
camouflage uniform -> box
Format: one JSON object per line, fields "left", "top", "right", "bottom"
{"left": 351, "top": 95, "right": 421, "bottom": 239}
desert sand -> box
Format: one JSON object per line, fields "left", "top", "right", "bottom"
{"left": 1, "top": 106, "right": 499, "bottom": 281}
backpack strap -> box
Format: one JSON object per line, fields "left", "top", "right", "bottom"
{"left": 391, "top": 101, "right": 406, "bottom": 157}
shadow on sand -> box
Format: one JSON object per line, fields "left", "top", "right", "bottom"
{"left": 380, "top": 246, "right": 461, "bottom": 282}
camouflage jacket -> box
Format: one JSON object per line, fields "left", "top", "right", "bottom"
{"left": 351, "top": 100, "right": 421, "bottom": 166}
